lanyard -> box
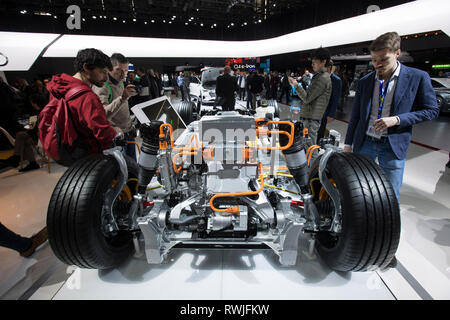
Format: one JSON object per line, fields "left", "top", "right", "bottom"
{"left": 378, "top": 80, "right": 389, "bottom": 119}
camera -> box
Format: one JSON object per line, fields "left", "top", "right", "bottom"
{"left": 134, "top": 84, "right": 143, "bottom": 95}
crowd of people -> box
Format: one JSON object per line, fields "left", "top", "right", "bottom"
{"left": 0, "top": 76, "right": 50, "bottom": 171}
{"left": 228, "top": 67, "right": 352, "bottom": 110}
{"left": 0, "top": 32, "right": 445, "bottom": 261}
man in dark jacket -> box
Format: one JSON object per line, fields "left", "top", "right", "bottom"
{"left": 247, "top": 71, "right": 264, "bottom": 109}
{"left": 279, "top": 71, "right": 291, "bottom": 104}
{"left": 40, "top": 48, "right": 118, "bottom": 162}
{"left": 264, "top": 72, "right": 271, "bottom": 99}
{"left": 215, "top": 66, "right": 238, "bottom": 111}
{"left": 147, "top": 69, "right": 160, "bottom": 99}
{"left": 317, "top": 60, "right": 342, "bottom": 141}
{"left": 135, "top": 68, "right": 151, "bottom": 104}
{"left": 270, "top": 71, "right": 280, "bottom": 101}
{"left": 181, "top": 71, "right": 191, "bottom": 102}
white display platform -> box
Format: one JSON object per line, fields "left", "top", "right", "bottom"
{"left": 48, "top": 238, "right": 394, "bottom": 300}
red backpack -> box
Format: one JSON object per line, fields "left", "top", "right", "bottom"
{"left": 39, "top": 86, "right": 92, "bottom": 166}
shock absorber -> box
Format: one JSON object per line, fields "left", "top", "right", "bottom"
{"left": 278, "top": 121, "right": 309, "bottom": 194}
{"left": 137, "top": 120, "right": 163, "bottom": 194}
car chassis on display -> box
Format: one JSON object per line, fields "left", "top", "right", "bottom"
{"left": 46, "top": 110, "right": 400, "bottom": 272}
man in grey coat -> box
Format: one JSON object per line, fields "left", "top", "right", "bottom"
{"left": 289, "top": 47, "right": 332, "bottom": 161}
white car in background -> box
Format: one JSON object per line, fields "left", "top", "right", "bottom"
{"left": 189, "top": 67, "right": 226, "bottom": 114}
{"left": 431, "top": 77, "right": 450, "bottom": 115}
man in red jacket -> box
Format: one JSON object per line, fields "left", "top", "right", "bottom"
{"left": 44, "top": 48, "right": 118, "bottom": 159}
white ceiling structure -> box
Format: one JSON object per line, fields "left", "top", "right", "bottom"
{"left": 1, "top": 0, "right": 449, "bottom": 71}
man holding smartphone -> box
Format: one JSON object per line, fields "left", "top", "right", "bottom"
{"left": 93, "top": 53, "right": 137, "bottom": 160}
{"left": 344, "top": 32, "right": 439, "bottom": 202}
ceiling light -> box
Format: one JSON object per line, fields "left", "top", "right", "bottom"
{"left": 36, "top": 0, "right": 450, "bottom": 61}
{"left": 231, "top": 23, "right": 234, "bottom": 26}
{"left": 92, "top": 16, "right": 97, "bottom": 19}
{"left": 34, "top": 12, "right": 52, "bottom": 16}
{"left": 133, "top": 18, "right": 137, "bottom": 22}
{"left": 82, "top": 18, "right": 86, "bottom": 21}
{"left": 54, "top": 15, "right": 57, "bottom": 19}
{"left": 113, "top": 17, "right": 117, "bottom": 20}
{"left": 169, "top": 21, "right": 172, "bottom": 24}
{"left": 145, "top": 21, "right": 148, "bottom": 24}
{"left": 258, "top": 19, "right": 261, "bottom": 23}
{"left": 185, "top": 22, "right": 188, "bottom": 25}
{"left": 20, "top": 10, "right": 27, "bottom": 14}
{"left": 123, "top": 20, "right": 126, "bottom": 23}
{"left": 163, "top": 20, "right": 166, "bottom": 23}
{"left": 151, "top": 20, "right": 155, "bottom": 23}
{"left": 214, "top": 23, "right": 217, "bottom": 26}
{"left": 200, "top": 23, "right": 204, "bottom": 26}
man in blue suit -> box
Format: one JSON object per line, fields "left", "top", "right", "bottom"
{"left": 344, "top": 32, "right": 439, "bottom": 202}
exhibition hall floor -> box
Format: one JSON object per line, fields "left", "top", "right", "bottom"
{"left": 0, "top": 99, "right": 449, "bottom": 300}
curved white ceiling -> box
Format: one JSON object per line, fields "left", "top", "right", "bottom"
{"left": 0, "top": 32, "right": 60, "bottom": 71}
{"left": 43, "top": 0, "right": 450, "bottom": 58}
{"left": 1, "top": 0, "right": 449, "bottom": 71}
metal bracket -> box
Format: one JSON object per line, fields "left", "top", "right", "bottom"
{"left": 137, "top": 216, "right": 165, "bottom": 264}
{"left": 318, "top": 147, "right": 342, "bottom": 233}
{"left": 303, "top": 193, "right": 320, "bottom": 231}
{"left": 278, "top": 220, "right": 305, "bottom": 266}
{"left": 169, "top": 193, "right": 200, "bottom": 223}
{"left": 158, "top": 150, "right": 176, "bottom": 193}
{"left": 102, "top": 148, "right": 128, "bottom": 231}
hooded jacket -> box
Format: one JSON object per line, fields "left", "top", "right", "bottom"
{"left": 46, "top": 73, "right": 117, "bottom": 154}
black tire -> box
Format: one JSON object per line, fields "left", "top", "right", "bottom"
{"left": 308, "top": 152, "right": 400, "bottom": 272}
{"left": 178, "top": 101, "right": 194, "bottom": 125}
{"left": 47, "top": 154, "right": 139, "bottom": 269}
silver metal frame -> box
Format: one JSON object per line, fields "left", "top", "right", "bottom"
{"left": 106, "top": 113, "right": 343, "bottom": 266}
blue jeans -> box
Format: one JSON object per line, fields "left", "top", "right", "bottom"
{"left": 354, "top": 138, "right": 405, "bottom": 202}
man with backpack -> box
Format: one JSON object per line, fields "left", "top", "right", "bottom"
{"left": 92, "top": 53, "right": 137, "bottom": 160}
{"left": 39, "top": 48, "right": 118, "bottom": 166}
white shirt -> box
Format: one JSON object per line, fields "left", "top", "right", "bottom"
{"left": 239, "top": 75, "right": 246, "bottom": 88}
{"left": 366, "top": 62, "right": 401, "bottom": 138}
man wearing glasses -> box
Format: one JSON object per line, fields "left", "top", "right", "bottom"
{"left": 344, "top": 32, "right": 439, "bottom": 202}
